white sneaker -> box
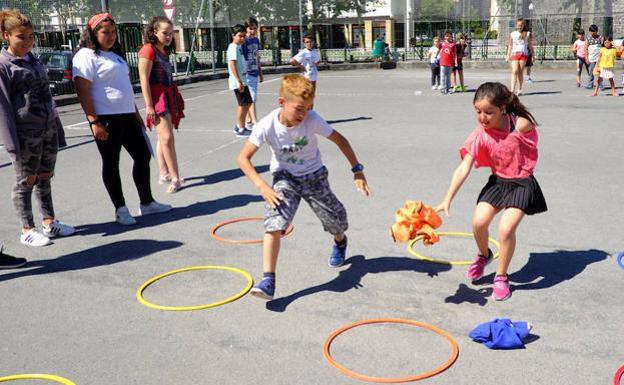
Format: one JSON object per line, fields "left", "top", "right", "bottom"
{"left": 436, "top": 85, "right": 443, "bottom": 90}
{"left": 20, "top": 229, "right": 51, "bottom": 247}
{"left": 431, "top": 85, "right": 437, "bottom": 90}
{"left": 116, "top": 206, "right": 137, "bottom": 226}
{"left": 139, "top": 201, "right": 172, "bottom": 216}
{"left": 42, "top": 220, "right": 75, "bottom": 237}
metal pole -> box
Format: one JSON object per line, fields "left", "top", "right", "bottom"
{"left": 209, "top": 0, "right": 216, "bottom": 73}
{"left": 186, "top": 0, "right": 207, "bottom": 76}
{"left": 101, "top": 0, "right": 109, "bottom": 12}
{"left": 299, "top": 0, "right": 304, "bottom": 49}
{"left": 405, "top": 0, "right": 412, "bottom": 49}
{"left": 514, "top": 0, "right": 518, "bottom": 20}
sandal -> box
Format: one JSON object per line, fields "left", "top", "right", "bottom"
{"left": 159, "top": 174, "right": 171, "bottom": 185}
{"left": 166, "top": 179, "right": 182, "bottom": 193}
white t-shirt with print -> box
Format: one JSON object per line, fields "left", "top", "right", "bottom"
{"left": 428, "top": 46, "right": 440, "bottom": 64}
{"left": 72, "top": 48, "right": 136, "bottom": 115}
{"left": 292, "top": 48, "right": 320, "bottom": 81}
{"left": 248, "top": 108, "right": 333, "bottom": 176}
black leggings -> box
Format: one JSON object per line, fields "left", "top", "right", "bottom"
{"left": 431, "top": 64, "right": 440, "bottom": 86}
{"left": 577, "top": 57, "right": 590, "bottom": 77}
{"left": 95, "top": 113, "right": 154, "bottom": 209}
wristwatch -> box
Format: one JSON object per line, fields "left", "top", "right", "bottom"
{"left": 351, "top": 163, "right": 364, "bottom": 173}
{"left": 88, "top": 118, "right": 100, "bottom": 128}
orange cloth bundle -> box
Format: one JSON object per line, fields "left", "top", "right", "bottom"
{"left": 390, "top": 200, "right": 442, "bottom": 245}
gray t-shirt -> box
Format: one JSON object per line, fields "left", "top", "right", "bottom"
{"left": 248, "top": 108, "right": 333, "bottom": 176}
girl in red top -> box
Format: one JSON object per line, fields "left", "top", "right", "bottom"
{"left": 436, "top": 82, "right": 547, "bottom": 301}
{"left": 138, "top": 16, "right": 185, "bottom": 193}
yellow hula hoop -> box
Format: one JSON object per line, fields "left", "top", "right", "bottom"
{"left": 136, "top": 265, "right": 253, "bottom": 311}
{"left": 0, "top": 374, "right": 76, "bottom": 384}
{"left": 407, "top": 232, "right": 500, "bottom": 265}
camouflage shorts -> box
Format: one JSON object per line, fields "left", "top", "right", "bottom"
{"left": 264, "top": 166, "right": 348, "bottom": 235}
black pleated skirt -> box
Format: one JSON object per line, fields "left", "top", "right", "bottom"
{"left": 477, "top": 174, "right": 548, "bottom": 215}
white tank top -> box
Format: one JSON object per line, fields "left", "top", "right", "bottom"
{"left": 510, "top": 31, "right": 530, "bottom": 55}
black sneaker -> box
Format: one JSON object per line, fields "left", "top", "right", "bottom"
{"left": 0, "top": 245, "right": 27, "bottom": 269}
{"left": 235, "top": 128, "right": 252, "bottom": 137}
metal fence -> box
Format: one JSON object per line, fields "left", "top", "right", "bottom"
{"left": 2, "top": 0, "right": 622, "bottom": 95}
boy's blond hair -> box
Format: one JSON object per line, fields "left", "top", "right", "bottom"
{"left": 279, "top": 74, "right": 315, "bottom": 101}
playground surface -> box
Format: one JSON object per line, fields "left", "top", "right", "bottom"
{"left": 0, "top": 67, "right": 622, "bottom": 384}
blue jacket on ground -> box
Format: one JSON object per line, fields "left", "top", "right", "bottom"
{"left": 469, "top": 318, "right": 531, "bottom": 349}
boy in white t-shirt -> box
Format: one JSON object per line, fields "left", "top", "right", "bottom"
{"left": 290, "top": 34, "right": 321, "bottom": 92}
{"left": 237, "top": 74, "right": 370, "bottom": 300}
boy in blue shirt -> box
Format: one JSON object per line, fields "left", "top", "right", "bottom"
{"left": 242, "top": 17, "right": 263, "bottom": 129}
{"left": 237, "top": 74, "right": 371, "bottom": 300}
{"left": 227, "top": 24, "right": 252, "bottom": 137}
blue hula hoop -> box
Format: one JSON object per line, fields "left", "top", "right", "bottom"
{"left": 617, "top": 252, "right": 624, "bottom": 270}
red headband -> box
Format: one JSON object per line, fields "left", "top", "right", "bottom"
{"left": 87, "top": 13, "right": 114, "bottom": 30}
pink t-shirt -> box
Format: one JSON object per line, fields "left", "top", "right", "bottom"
{"left": 459, "top": 116, "right": 539, "bottom": 179}
{"left": 573, "top": 39, "right": 586, "bottom": 58}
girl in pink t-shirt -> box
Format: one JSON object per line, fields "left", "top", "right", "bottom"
{"left": 436, "top": 82, "right": 547, "bottom": 301}
{"left": 571, "top": 29, "right": 589, "bottom": 87}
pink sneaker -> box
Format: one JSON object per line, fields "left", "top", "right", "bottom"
{"left": 493, "top": 275, "right": 512, "bottom": 301}
{"left": 466, "top": 249, "right": 493, "bottom": 281}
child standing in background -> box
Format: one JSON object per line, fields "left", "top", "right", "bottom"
{"left": 138, "top": 16, "right": 185, "bottom": 193}
{"left": 571, "top": 29, "right": 589, "bottom": 87}
{"left": 242, "top": 17, "right": 263, "bottom": 129}
{"left": 590, "top": 36, "right": 617, "bottom": 97}
{"left": 228, "top": 24, "right": 252, "bottom": 137}
{"left": 439, "top": 31, "right": 456, "bottom": 94}
{"left": 428, "top": 37, "right": 441, "bottom": 90}
{"left": 291, "top": 34, "right": 321, "bottom": 94}
{"left": 0, "top": 9, "right": 75, "bottom": 247}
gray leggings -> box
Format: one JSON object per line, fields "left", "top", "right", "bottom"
{"left": 12, "top": 120, "right": 59, "bottom": 228}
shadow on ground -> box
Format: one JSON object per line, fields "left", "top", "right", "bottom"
{"left": 74, "top": 194, "right": 263, "bottom": 236}
{"left": 266, "top": 254, "right": 450, "bottom": 312}
{"left": 181, "top": 165, "right": 269, "bottom": 191}
{"left": 0, "top": 239, "right": 182, "bottom": 282}
{"left": 444, "top": 249, "right": 608, "bottom": 306}
{"left": 326, "top": 117, "right": 372, "bottom": 124}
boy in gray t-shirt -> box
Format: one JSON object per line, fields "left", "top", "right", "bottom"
{"left": 237, "top": 74, "right": 371, "bottom": 300}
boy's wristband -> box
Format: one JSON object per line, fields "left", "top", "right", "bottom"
{"left": 351, "top": 163, "right": 364, "bottom": 173}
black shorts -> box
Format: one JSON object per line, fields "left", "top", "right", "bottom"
{"left": 477, "top": 174, "right": 547, "bottom": 215}
{"left": 453, "top": 59, "right": 463, "bottom": 71}
{"left": 526, "top": 55, "right": 533, "bottom": 67}
{"left": 234, "top": 86, "right": 253, "bottom": 106}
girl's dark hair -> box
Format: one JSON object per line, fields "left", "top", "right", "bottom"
{"left": 603, "top": 35, "right": 613, "bottom": 46}
{"left": 516, "top": 18, "right": 527, "bottom": 32}
{"left": 245, "top": 17, "right": 258, "bottom": 28}
{"left": 577, "top": 29, "right": 585, "bottom": 35}
{"left": 77, "top": 18, "right": 124, "bottom": 58}
{"left": 474, "top": 82, "right": 538, "bottom": 126}
{"left": 143, "top": 16, "right": 176, "bottom": 55}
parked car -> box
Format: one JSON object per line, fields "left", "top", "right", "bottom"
{"left": 39, "top": 50, "right": 74, "bottom": 95}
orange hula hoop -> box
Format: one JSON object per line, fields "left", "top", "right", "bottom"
{"left": 210, "top": 217, "right": 294, "bottom": 244}
{"left": 323, "top": 318, "right": 459, "bottom": 383}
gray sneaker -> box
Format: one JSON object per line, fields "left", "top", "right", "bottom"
{"left": 139, "top": 201, "right": 172, "bottom": 216}
{"left": 235, "top": 128, "right": 252, "bottom": 137}
{"left": 116, "top": 206, "right": 137, "bottom": 225}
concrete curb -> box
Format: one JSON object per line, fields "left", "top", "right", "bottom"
{"left": 53, "top": 60, "right": 577, "bottom": 107}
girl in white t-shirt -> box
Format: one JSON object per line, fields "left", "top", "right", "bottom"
{"left": 428, "top": 37, "right": 441, "bottom": 90}
{"left": 506, "top": 18, "right": 533, "bottom": 95}
{"left": 73, "top": 13, "right": 171, "bottom": 225}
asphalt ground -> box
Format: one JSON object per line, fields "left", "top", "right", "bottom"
{"left": 0, "top": 67, "right": 622, "bottom": 384}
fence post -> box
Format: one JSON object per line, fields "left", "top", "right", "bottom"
{"left": 554, "top": 45, "right": 558, "bottom": 60}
